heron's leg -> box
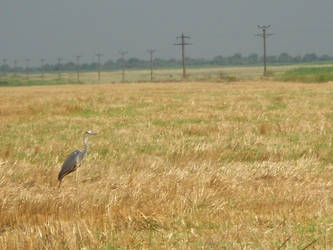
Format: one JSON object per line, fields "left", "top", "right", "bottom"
{"left": 75, "top": 164, "right": 80, "bottom": 186}
{"left": 75, "top": 169, "right": 78, "bottom": 185}
{"left": 58, "top": 180, "right": 62, "bottom": 188}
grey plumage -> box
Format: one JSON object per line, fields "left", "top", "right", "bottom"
{"left": 58, "top": 130, "right": 95, "bottom": 187}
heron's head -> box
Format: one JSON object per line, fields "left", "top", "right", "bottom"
{"left": 85, "top": 130, "right": 96, "bottom": 135}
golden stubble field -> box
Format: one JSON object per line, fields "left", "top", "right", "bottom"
{"left": 0, "top": 81, "right": 333, "bottom": 249}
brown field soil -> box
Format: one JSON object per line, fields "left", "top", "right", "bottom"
{"left": 0, "top": 81, "right": 333, "bottom": 249}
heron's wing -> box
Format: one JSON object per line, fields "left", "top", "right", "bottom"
{"left": 62, "top": 150, "right": 82, "bottom": 167}
{"left": 58, "top": 150, "right": 82, "bottom": 181}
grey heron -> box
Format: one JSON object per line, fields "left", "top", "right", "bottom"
{"left": 58, "top": 130, "right": 96, "bottom": 187}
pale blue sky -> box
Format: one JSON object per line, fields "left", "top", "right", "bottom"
{"left": 1, "top": 0, "right": 333, "bottom": 65}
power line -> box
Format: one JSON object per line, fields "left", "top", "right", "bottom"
{"left": 120, "top": 51, "right": 128, "bottom": 82}
{"left": 96, "top": 53, "right": 103, "bottom": 81}
{"left": 174, "top": 32, "right": 191, "bottom": 79}
{"left": 147, "top": 49, "right": 156, "bottom": 81}
{"left": 256, "top": 25, "right": 274, "bottom": 76}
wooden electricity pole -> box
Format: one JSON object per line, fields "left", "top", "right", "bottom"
{"left": 25, "top": 59, "right": 30, "bottom": 80}
{"left": 120, "top": 51, "right": 128, "bottom": 82}
{"left": 41, "top": 58, "right": 45, "bottom": 80}
{"left": 147, "top": 49, "right": 155, "bottom": 81}
{"left": 57, "top": 57, "right": 63, "bottom": 80}
{"left": 76, "top": 55, "right": 81, "bottom": 82}
{"left": 96, "top": 53, "right": 103, "bottom": 81}
{"left": 14, "top": 60, "right": 17, "bottom": 77}
{"left": 256, "top": 25, "right": 274, "bottom": 76}
{"left": 174, "top": 33, "right": 191, "bottom": 79}
{"left": 2, "top": 59, "right": 8, "bottom": 76}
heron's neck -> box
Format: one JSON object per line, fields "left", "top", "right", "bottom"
{"left": 83, "top": 135, "right": 89, "bottom": 154}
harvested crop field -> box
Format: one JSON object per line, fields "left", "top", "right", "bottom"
{"left": 1, "top": 81, "right": 333, "bottom": 249}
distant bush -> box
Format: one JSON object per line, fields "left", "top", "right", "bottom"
{"left": 276, "top": 67, "right": 333, "bottom": 83}
{"left": 218, "top": 73, "right": 238, "bottom": 82}
{"left": 0, "top": 80, "right": 10, "bottom": 86}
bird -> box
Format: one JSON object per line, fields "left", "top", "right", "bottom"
{"left": 58, "top": 130, "right": 96, "bottom": 187}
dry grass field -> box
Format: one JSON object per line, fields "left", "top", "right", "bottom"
{"left": 1, "top": 80, "right": 333, "bottom": 249}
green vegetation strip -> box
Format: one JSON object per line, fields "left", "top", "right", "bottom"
{"left": 276, "top": 66, "right": 333, "bottom": 83}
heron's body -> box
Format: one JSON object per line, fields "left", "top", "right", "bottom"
{"left": 58, "top": 131, "right": 95, "bottom": 187}
{"left": 58, "top": 150, "right": 84, "bottom": 181}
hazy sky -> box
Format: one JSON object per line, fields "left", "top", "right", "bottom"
{"left": 1, "top": 0, "right": 333, "bottom": 65}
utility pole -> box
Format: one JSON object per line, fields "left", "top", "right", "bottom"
{"left": 2, "top": 59, "right": 8, "bottom": 76}
{"left": 147, "top": 49, "right": 155, "bottom": 81}
{"left": 41, "top": 58, "right": 45, "bottom": 80}
{"left": 14, "top": 60, "right": 17, "bottom": 77}
{"left": 120, "top": 51, "right": 128, "bottom": 82}
{"left": 25, "top": 59, "right": 30, "bottom": 80}
{"left": 174, "top": 32, "right": 191, "bottom": 79}
{"left": 57, "top": 57, "right": 63, "bottom": 80}
{"left": 76, "top": 55, "right": 81, "bottom": 82}
{"left": 96, "top": 53, "right": 103, "bottom": 81}
{"left": 256, "top": 25, "right": 274, "bottom": 76}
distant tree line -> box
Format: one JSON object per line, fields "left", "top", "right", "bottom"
{"left": 1, "top": 52, "right": 333, "bottom": 73}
